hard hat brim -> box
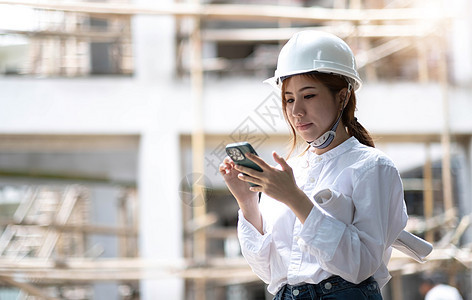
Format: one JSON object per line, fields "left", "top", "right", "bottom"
{"left": 264, "top": 69, "right": 362, "bottom": 92}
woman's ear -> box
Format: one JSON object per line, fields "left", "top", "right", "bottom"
{"left": 338, "top": 88, "right": 351, "bottom": 109}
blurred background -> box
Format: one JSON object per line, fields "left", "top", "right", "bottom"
{"left": 0, "top": 0, "right": 471, "bottom": 299}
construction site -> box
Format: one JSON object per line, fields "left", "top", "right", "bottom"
{"left": 0, "top": 0, "right": 471, "bottom": 299}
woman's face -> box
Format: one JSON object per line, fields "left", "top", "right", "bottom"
{"left": 284, "top": 75, "right": 341, "bottom": 143}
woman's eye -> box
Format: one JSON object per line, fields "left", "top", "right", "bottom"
{"left": 286, "top": 98, "right": 294, "bottom": 104}
{"left": 304, "top": 94, "right": 316, "bottom": 99}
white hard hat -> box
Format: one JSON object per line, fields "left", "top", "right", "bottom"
{"left": 264, "top": 30, "right": 362, "bottom": 91}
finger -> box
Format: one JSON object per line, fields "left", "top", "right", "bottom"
{"left": 220, "top": 157, "right": 237, "bottom": 175}
{"left": 237, "top": 173, "right": 262, "bottom": 186}
{"left": 234, "top": 164, "right": 262, "bottom": 178}
{"left": 272, "top": 151, "right": 291, "bottom": 171}
{"left": 223, "top": 157, "right": 236, "bottom": 170}
{"left": 223, "top": 156, "right": 235, "bottom": 166}
{"left": 249, "top": 185, "right": 263, "bottom": 193}
{"left": 219, "top": 162, "right": 231, "bottom": 175}
{"left": 218, "top": 163, "right": 226, "bottom": 174}
{"left": 245, "top": 152, "right": 271, "bottom": 170}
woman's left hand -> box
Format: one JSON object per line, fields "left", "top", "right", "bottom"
{"left": 235, "top": 151, "right": 304, "bottom": 206}
{"left": 236, "top": 151, "right": 314, "bottom": 222}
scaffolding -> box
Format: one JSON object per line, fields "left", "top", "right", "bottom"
{"left": 0, "top": 184, "right": 139, "bottom": 299}
{"left": 0, "top": 0, "right": 468, "bottom": 299}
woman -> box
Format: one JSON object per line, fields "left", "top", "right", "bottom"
{"left": 219, "top": 30, "right": 408, "bottom": 299}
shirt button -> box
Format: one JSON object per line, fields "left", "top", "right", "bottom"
{"left": 293, "top": 289, "right": 300, "bottom": 296}
{"left": 324, "top": 282, "right": 332, "bottom": 290}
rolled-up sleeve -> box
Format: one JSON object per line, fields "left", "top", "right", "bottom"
{"left": 237, "top": 210, "right": 272, "bottom": 283}
{"left": 296, "top": 162, "right": 408, "bottom": 284}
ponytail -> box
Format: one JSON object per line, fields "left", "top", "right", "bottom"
{"left": 338, "top": 86, "right": 375, "bottom": 148}
{"left": 345, "top": 117, "right": 375, "bottom": 148}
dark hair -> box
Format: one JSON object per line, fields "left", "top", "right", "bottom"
{"left": 281, "top": 72, "right": 375, "bottom": 157}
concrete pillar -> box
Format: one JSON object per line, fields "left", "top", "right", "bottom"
{"left": 132, "top": 0, "right": 175, "bottom": 83}
{"left": 131, "top": 0, "right": 185, "bottom": 296}
{"left": 451, "top": 0, "right": 472, "bottom": 85}
{"left": 138, "top": 130, "right": 183, "bottom": 299}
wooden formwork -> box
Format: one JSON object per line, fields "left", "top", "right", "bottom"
{"left": 0, "top": 1, "right": 464, "bottom": 299}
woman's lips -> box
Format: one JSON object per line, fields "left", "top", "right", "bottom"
{"left": 296, "top": 123, "right": 313, "bottom": 131}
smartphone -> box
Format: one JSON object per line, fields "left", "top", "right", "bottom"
{"left": 225, "top": 142, "right": 262, "bottom": 187}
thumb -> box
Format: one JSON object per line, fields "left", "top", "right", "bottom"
{"left": 273, "top": 151, "right": 290, "bottom": 171}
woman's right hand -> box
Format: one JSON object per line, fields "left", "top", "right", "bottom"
{"left": 219, "top": 156, "right": 263, "bottom": 234}
{"left": 219, "top": 156, "right": 259, "bottom": 205}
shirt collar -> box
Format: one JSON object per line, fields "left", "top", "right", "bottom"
{"left": 308, "top": 136, "right": 359, "bottom": 162}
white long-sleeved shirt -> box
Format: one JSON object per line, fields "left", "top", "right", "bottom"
{"left": 237, "top": 137, "right": 408, "bottom": 295}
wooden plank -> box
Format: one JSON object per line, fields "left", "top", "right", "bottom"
{"left": 423, "top": 143, "right": 435, "bottom": 242}
{"left": 13, "top": 187, "right": 37, "bottom": 223}
{"left": 200, "top": 24, "right": 436, "bottom": 43}
{"left": 1, "top": 24, "right": 436, "bottom": 43}
{"left": 0, "top": 221, "right": 138, "bottom": 236}
{"left": 0, "top": 275, "right": 61, "bottom": 300}
{"left": 0, "top": 226, "right": 15, "bottom": 255}
{"left": 38, "top": 186, "right": 78, "bottom": 258}
{"left": 0, "top": 249, "right": 468, "bottom": 282}
{"left": 0, "top": 258, "right": 256, "bottom": 281}
{"left": 373, "top": 133, "right": 469, "bottom": 144}
{"left": 417, "top": 38, "right": 429, "bottom": 82}
{"left": 437, "top": 31, "right": 455, "bottom": 219}
{"left": 0, "top": 170, "right": 135, "bottom": 186}
{"left": 360, "top": 38, "right": 377, "bottom": 82}
{"left": 0, "top": 28, "right": 124, "bottom": 42}
{"left": 0, "top": 266, "right": 258, "bottom": 282}
{"left": 0, "top": 1, "right": 457, "bottom": 22}
{"left": 356, "top": 38, "right": 413, "bottom": 69}
{"left": 451, "top": 215, "right": 471, "bottom": 246}
{"left": 0, "top": 187, "right": 37, "bottom": 257}
{"left": 0, "top": 134, "right": 139, "bottom": 152}
{"left": 189, "top": 9, "right": 207, "bottom": 265}
{"left": 180, "top": 132, "right": 471, "bottom": 146}
{"left": 189, "top": 5, "right": 208, "bottom": 299}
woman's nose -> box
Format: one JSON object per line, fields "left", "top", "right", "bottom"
{"left": 291, "top": 100, "right": 304, "bottom": 117}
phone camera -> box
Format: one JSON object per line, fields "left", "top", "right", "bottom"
{"left": 227, "top": 148, "right": 245, "bottom": 161}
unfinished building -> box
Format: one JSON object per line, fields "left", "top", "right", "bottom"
{"left": 0, "top": 0, "right": 471, "bottom": 299}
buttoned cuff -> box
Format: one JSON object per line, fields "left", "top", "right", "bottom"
{"left": 237, "top": 210, "right": 271, "bottom": 254}
{"left": 297, "top": 204, "right": 346, "bottom": 261}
